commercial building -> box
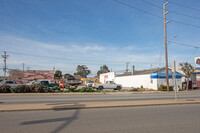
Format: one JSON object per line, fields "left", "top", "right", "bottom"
{"left": 100, "top": 66, "right": 182, "bottom": 90}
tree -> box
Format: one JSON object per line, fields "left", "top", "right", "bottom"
{"left": 9, "top": 69, "right": 24, "bottom": 81}
{"left": 180, "top": 62, "right": 195, "bottom": 90}
{"left": 74, "top": 65, "right": 91, "bottom": 78}
{"left": 97, "top": 65, "right": 110, "bottom": 76}
{"left": 64, "top": 73, "right": 75, "bottom": 80}
{"left": 54, "top": 70, "right": 62, "bottom": 80}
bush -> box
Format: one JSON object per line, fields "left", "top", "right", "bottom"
{"left": 130, "top": 88, "right": 138, "bottom": 92}
{"left": 51, "top": 86, "right": 60, "bottom": 92}
{"left": 43, "top": 87, "right": 52, "bottom": 93}
{"left": 66, "top": 85, "right": 78, "bottom": 92}
{"left": 79, "top": 87, "right": 95, "bottom": 92}
{"left": 12, "top": 85, "right": 31, "bottom": 93}
{"left": 0, "top": 85, "right": 11, "bottom": 93}
{"left": 29, "top": 84, "right": 45, "bottom": 93}
{"left": 158, "top": 85, "right": 173, "bottom": 91}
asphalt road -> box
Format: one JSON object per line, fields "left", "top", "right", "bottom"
{"left": 1, "top": 104, "right": 200, "bottom": 133}
{"left": 0, "top": 92, "right": 200, "bottom": 105}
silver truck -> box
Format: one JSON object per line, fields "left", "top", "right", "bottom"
{"left": 0, "top": 80, "right": 21, "bottom": 88}
{"left": 93, "top": 81, "right": 122, "bottom": 91}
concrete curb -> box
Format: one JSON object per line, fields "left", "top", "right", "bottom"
{"left": 1, "top": 99, "right": 200, "bottom": 112}
{"left": 0, "top": 90, "right": 199, "bottom": 96}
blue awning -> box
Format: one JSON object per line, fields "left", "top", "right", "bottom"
{"left": 150, "top": 73, "right": 182, "bottom": 79}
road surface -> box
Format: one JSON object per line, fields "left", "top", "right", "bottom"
{"left": 0, "top": 104, "right": 200, "bottom": 133}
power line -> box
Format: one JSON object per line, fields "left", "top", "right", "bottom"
{"left": 168, "top": 41, "right": 200, "bottom": 48}
{"left": 169, "top": 0, "right": 200, "bottom": 12}
{"left": 113, "top": 0, "right": 162, "bottom": 18}
{"left": 113, "top": 0, "right": 200, "bottom": 28}
{"left": 6, "top": 51, "right": 163, "bottom": 65}
{"left": 141, "top": 0, "right": 200, "bottom": 20}
{"left": 170, "top": 20, "right": 200, "bottom": 28}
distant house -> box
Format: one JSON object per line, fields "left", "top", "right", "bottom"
{"left": 23, "top": 70, "right": 55, "bottom": 82}
{"left": 73, "top": 75, "right": 82, "bottom": 80}
{"left": 100, "top": 66, "right": 182, "bottom": 90}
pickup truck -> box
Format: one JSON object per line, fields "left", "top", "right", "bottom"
{"left": 93, "top": 81, "right": 122, "bottom": 91}
{"left": 34, "top": 80, "right": 59, "bottom": 88}
{"left": 0, "top": 80, "right": 21, "bottom": 88}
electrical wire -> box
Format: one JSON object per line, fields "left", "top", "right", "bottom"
{"left": 4, "top": 51, "right": 163, "bottom": 65}
{"left": 113, "top": 0, "right": 162, "bottom": 19}
{"left": 169, "top": 0, "right": 200, "bottom": 12}
{"left": 113, "top": 0, "right": 200, "bottom": 28}
{"left": 141, "top": 0, "right": 200, "bottom": 20}
{"left": 168, "top": 41, "right": 200, "bottom": 49}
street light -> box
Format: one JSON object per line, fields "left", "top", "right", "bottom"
{"left": 168, "top": 36, "right": 177, "bottom": 44}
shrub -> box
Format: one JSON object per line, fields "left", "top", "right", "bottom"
{"left": 0, "top": 85, "right": 11, "bottom": 93}
{"left": 43, "top": 87, "right": 52, "bottom": 93}
{"left": 140, "top": 85, "right": 144, "bottom": 89}
{"left": 79, "top": 87, "right": 95, "bottom": 92}
{"left": 12, "top": 85, "right": 31, "bottom": 93}
{"left": 158, "top": 85, "right": 173, "bottom": 91}
{"left": 29, "top": 84, "right": 45, "bottom": 93}
{"left": 130, "top": 88, "right": 138, "bottom": 92}
{"left": 66, "top": 85, "right": 78, "bottom": 92}
{"left": 51, "top": 86, "right": 60, "bottom": 92}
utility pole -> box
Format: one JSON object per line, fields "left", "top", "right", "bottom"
{"left": 1, "top": 51, "right": 9, "bottom": 79}
{"left": 163, "top": 2, "right": 170, "bottom": 92}
{"left": 126, "top": 62, "right": 130, "bottom": 72}
{"left": 22, "top": 63, "right": 25, "bottom": 71}
{"left": 22, "top": 63, "right": 25, "bottom": 78}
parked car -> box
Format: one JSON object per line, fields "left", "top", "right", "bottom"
{"left": 93, "top": 81, "right": 122, "bottom": 91}
{"left": 34, "top": 80, "right": 59, "bottom": 88}
{"left": 0, "top": 80, "right": 21, "bottom": 88}
{"left": 85, "top": 80, "right": 95, "bottom": 87}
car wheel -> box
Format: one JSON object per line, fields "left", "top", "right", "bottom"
{"left": 116, "top": 86, "right": 121, "bottom": 91}
{"left": 98, "top": 86, "right": 103, "bottom": 91}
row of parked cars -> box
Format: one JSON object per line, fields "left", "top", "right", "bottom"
{"left": 0, "top": 80, "right": 59, "bottom": 88}
{"left": 0, "top": 79, "right": 122, "bottom": 91}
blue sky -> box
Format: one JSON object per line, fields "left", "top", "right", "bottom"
{"left": 0, "top": 0, "right": 199, "bottom": 76}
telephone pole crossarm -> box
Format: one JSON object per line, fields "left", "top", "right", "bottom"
{"left": 1, "top": 51, "right": 9, "bottom": 78}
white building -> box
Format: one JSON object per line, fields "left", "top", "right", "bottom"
{"left": 100, "top": 67, "right": 182, "bottom": 90}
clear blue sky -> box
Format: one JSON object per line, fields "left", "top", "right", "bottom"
{"left": 0, "top": 0, "right": 200, "bottom": 76}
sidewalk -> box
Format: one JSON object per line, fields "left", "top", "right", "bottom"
{"left": 1, "top": 89, "right": 199, "bottom": 96}
{"left": 1, "top": 99, "right": 200, "bottom": 112}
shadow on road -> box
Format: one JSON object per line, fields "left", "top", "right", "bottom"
{"left": 20, "top": 103, "right": 84, "bottom": 133}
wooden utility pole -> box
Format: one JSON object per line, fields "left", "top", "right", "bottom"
{"left": 163, "top": 2, "right": 170, "bottom": 92}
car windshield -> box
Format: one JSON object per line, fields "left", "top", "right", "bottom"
{"left": 110, "top": 81, "right": 115, "bottom": 84}
{"left": 0, "top": 81, "right": 5, "bottom": 84}
{"left": 87, "top": 81, "right": 94, "bottom": 83}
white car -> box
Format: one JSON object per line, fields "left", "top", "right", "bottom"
{"left": 93, "top": 81, "right": 122, "bottom": 91}
{"left": 85, "top": 81, "right": 95, "bottom": 87}
{"left": 0, "top": 80, "right": 21, "bottom": 88}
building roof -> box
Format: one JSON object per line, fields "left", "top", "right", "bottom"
{"left": 117, "top": 67, "right": 168, "bottom": 77}
{"left": 73, "top": 75, "right": 82, "bottom": 80}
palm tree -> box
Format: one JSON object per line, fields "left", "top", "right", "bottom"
{"left": 180, "top": 62, "right": 195, "bottom": 90}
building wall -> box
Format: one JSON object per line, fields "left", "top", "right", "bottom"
{"left": 100, "top": 72, "right": 182, "bottom": 90}
{"left": 114, "top": 74, "right": 158, "bottom": 90}
{"left": 99, "top": 72, "right": 115, "bottom": 84}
